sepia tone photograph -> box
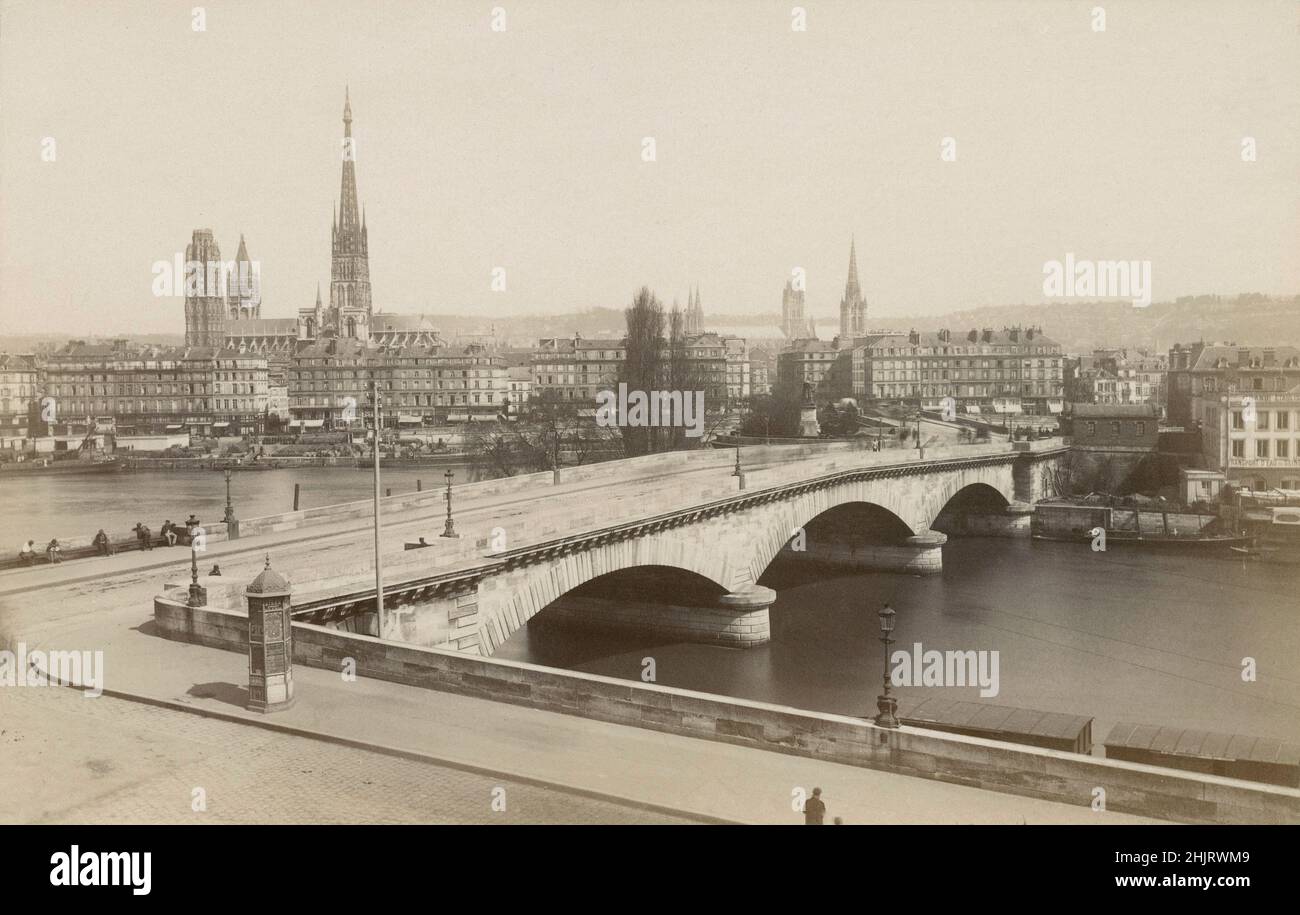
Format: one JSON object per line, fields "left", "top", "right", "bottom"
{"left": 1, "top": 0, "right": 1297, "bottom": 894}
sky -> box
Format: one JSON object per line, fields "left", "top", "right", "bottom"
{"left": 1, "top": 0, "right": 1297, "bottom": 335}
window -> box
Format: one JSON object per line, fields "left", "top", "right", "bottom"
{"left": 1086, "top": 421, "right": 1096, "bottom": 436}
{"left": 1278, "top": 440, "right": 1290, "bottom": 459}
{"left": 1256, "top": 440, "right": 1270, "bottom": 459}
{"left": 1110, "top": 421, "right": 1121, "bottom": 437}
{"left": 1278, "top": 412, "right": 1290, "bottom": 431}
{"left": 1232, "top": 411, "right": 1244, "bottom": 430}
{"left": 1136, "top": 421, "right": 1145, "bottom": 436}
{"left": 1232, "top": 439, "right": 1245, "bottom": 458}
{"left": 1258, "top": 411, "right": 1270, "bottom": 430}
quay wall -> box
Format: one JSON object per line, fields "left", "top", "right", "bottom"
{"left": 154, "top": 596, "right": 1300, "bottom": 825}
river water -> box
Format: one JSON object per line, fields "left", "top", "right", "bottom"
{"left": 4, "top": 466, "right": 1296, "bottom": 745}
{"left": 0, "top": 463, "right": 484, "bottom": 545}
{"left": 496, "top": 538, "right": 1300, "bottom": 745}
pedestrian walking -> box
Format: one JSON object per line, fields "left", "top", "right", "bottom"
{"left": 803, "top": 787, "right": 826, "bottom": 825}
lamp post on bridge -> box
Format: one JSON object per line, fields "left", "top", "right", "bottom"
{"left": 441, "top": 469, "right": 460, "bottom": 538}
{"left": 874, "top": 602, "right": 900, "bottom": 728}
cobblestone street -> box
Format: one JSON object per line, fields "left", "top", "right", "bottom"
{"left": 0, "top": 686, "right": 698, "bottom": 825}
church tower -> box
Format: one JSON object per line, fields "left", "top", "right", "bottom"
{"left": 686, "top": 286, "right": 705, "bottom": 334}
{"left": 184, "top": 229, "right": 227, "bottom": 348}
{"left": 226, "top": 234, "right": 260, "bottom": 320}
{"left": 838, "top": 237, "right": 867, "bottom": 341}
{"left": 331, "top": 87, "right": 371, "bottom": 339}
{"left": 782, "top": 278, "right": 813, "bottom": 339}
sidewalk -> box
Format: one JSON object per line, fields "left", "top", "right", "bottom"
{"left": 38, "top": 613, "right": 1161, "bottom": 825}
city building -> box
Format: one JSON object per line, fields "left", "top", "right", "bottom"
{"left": 778, "top": 338, "right": 840, "bottom": 394}
{"left": 838, "top": 327, "right": 1065, "bottom": 416}
{"left": 531, "top": 335, "right": 625, "bottom": 404}
{"left": 1168, "top": 343, "right": 1300, "bottom": 429}
{"left": 505, "top": 366, "right": 532, "bottom": 419}
{"left": 723, "top": 336, "right": 750, "bottom": 405}
{"left": 1199, "top": 386, "right": 1300, "bottom": 491}
{"left": 289, "top": 340, "right": 508, "bottom": 430}
{"left": 0, "top": 353, "right": 40, "bottom": 448}
{"left": 1069, "top": 403, "right": 1160, "bottom": 452}
{"left": 747, "top": 344, "right": 776, "bottom": 397}
{"left": 43, "top": 340, "right": 268, "bottom": 438}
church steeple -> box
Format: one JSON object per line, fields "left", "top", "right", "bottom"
{"left": 844, "top": 236, "right": 861, "bottom": 302}
{"left": 839, "top": 236, "right": 866, "bottom": 341}
{"left": 331, "top": 86, "right": 371, "bottom": 326}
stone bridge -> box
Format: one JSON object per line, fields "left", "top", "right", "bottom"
{"left": 163, "top": 440, "right": 1065, "bottom": 656}
{"left": 470, "top": 444, "right": 1062, "bottom": 653}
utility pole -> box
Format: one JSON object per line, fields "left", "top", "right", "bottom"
{"left": 370, "top": 378, "right": 385, "bottom": 636}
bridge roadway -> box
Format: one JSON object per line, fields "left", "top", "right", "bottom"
{"left": 0, "top": 444, "right": 821, "bottom": 600}
{"left": 142, "top": 439, "right": 1063, "bottom": 654}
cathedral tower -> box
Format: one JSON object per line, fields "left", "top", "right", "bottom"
{"left": 838, "top": 237, "right": 867, "bottom": 341}
{"left": 184, "top": 228, "right": 227, "bottom": 348}
{"left": 226, "top": 234, "right": 260, "bottom": 320}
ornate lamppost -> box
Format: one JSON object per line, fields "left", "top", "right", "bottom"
{"left": 441, "top": 469, "right": 459, "bottom": 538}
{"left": 223, "top": 462, "right": 236, "bottom": 524}
{"left": 874, "top": 602, "right": 900, "bottom": 728}
{"left": 187, "top": 540, "right": 206, "bottom": 608}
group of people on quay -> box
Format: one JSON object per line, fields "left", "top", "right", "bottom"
{"left": 18, "top": 515, "right": 204, "bottom": 566}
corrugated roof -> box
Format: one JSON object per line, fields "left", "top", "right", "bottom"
{"left": 1104, "top": 721, "right": 1300, "bottom": 766}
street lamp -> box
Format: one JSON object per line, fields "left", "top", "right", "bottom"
{"left": 369, "top": 378, "right": 385, "bottom": 636}
{"left": 441, "top": 469, "right": 459, "bottom": 538}
{"left": 187, "top": 540, "right": 206, "bottom": 608}
{"left": 874, "top": 602, "right": 900, "bottom": 728}
{"left": 223, "top": 463, "right": 236, "bottom": 524}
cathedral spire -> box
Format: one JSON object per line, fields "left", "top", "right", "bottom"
{"left": 330, "top": 87, "right": 372, "bottom": 325}
{"left": 844, "top": 236, "right": 861, "bottom": 301}
{"left": 839, "top": 236, "right": 867, "bottom": 340}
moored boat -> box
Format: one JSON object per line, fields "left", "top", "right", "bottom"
{"left": 0, "top": 456, "right": 121, "bottom": 478}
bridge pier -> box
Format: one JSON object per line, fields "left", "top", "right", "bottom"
{"left": 539, "top": 584, "right": 775, "bottom": 648}
{"left": 784, "top": 531, "right": 947, "bottom": 575}
{"left": 933, "top": 501, "right": 1035, "bottom": 538}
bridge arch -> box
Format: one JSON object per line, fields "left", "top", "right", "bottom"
{"left": 475, "top": 535, "right": 738, "bottom": 653}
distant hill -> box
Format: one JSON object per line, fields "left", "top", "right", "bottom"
{"left": 7, "top": 295, "right": 1295, "bottom": 356}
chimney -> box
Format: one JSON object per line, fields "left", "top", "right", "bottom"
{"left": 1237, "top": 348, "right": 1250, "bottom": 367}
{"left": 937, "top": 329, "right": 951, "bottom": 343}
{"left": 1008, "top": 327, "right": 1020, "bottom": 343}
{"left": 908, "top": 329, "right": 920, "bottom": 345}
{"left": 1026, "top": 327, "right": 1036, "bottom": 340}
{"left": 967, "top": 329, "right": 978, "bottom": 342}
{"left": 982, "top": 329, "right": 993, "bottom": 343}
{"left": 1263, "top": 348, "right": 1276, "bottom": 367}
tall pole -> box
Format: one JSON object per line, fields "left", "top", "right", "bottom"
{"left": 371, "top": 379, "right": 384, "bottom": 636}
{"left": 441, "top": 469, "right": 458, "bottom": 538}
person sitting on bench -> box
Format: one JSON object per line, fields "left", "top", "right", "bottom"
{"left": 160, "top": 520, "right": 177, "bottom": 547}
{"left": 46, "top": 539, "right": 64, "bottom": 563}
{"left": 18, "top": 540, "right": 37, "bottom": 565}
{"left": 92, "top": 529, "right": 115, "bottom": 556}
{"left": 133, "top": 522, "right": 153, "bottom": 551}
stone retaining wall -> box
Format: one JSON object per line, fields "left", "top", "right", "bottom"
{"left": 152, "top": 596, "right": 1300, "bottom": 825}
